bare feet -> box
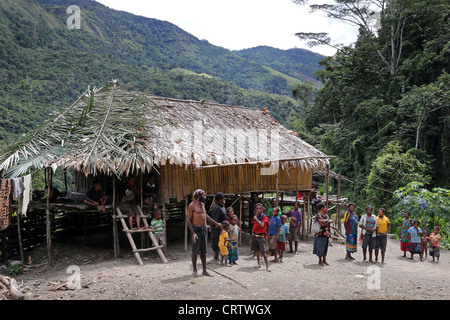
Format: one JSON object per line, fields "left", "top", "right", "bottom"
{"left": 202, "top": 271, "right": 213, "bottom": 277}
{"left": 254, "top": 264, "right": 261, "bottom": 269}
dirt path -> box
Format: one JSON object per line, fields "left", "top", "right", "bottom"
{"left": 17, "top": 234, "right": 449, "bottom": 300}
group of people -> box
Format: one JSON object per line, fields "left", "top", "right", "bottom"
{"left": 83, "top": 175, "right": 165, "bottom": 247}
{"left": 186, "top": 189, "right": 304, "bottom": 275}
{"left": 399, "top": 211, "right": 441, "bottom": 262}
{"left": 342, "top": 204, "right": 442, "bottom": 265}
{"left": 186, "top": 189, "right": 443, "bottom": 277}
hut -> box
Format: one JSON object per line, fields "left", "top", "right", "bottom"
{"left": 0, "top": 81, "right": 334, "bottom": 265}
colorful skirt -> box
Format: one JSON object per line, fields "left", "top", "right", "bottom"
{"left": 410, "top": 242, "right": 422, "bottom": 254}
{"left": 346, "top": 234, "right": 357, "bottom": 253}
{"left": 429, "top": 246, "right": 440, "bottom": 257}
{"left": 313, "top": 236, "right": 329, "bottom": 257}
{"left": 228, "top": 241, "right": 239, "bottom": 262}
{"left": 401, "top": 241, "right": 411, "bottom": 252}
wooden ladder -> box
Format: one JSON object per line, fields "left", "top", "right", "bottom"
{"left": 116, "top": 206, "right": 167, "bottom": 265}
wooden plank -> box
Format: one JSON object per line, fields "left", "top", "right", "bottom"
{"left": 116, "top": 207, "right": 143, "bottom": 266}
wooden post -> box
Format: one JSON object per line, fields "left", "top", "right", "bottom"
{"left": 184, "top": 196, "right": 188, "bottom": 252}
{"left": 326, "top": 166, "right": 330, "bottom": 209}
{"left": 140, "top": 171, "right": 145, "bottom": 254}
{"left": 306, "top": 191, "right": 310, "bottom": 241}
{"left": 239, "top": 195, "right": 242, "bottom": 245}
{"left": 112, "top": 174, "right": 118, "bottom": 259}
{"left": 162, "top": 203, "right": 167, "bottom": 253}
{"left": 46, "top": 168, "right": 52, "bottom": 266}
{"left": 275, "top": 172, "right": 279, "bottom": 201}
{"left": 64, "top": 169, "right": 68, "bottom": 193}
{"left": 302, "top": 198, "right": 306, "bottom": 241}
{"left": 16, "top": 213, "right": 24, "bottom": 264}
{"left": 337, "top": 174, "right": 341, "bottom": 233}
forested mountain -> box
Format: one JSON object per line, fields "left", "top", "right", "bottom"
{"left": 235, "top": 46, "right": 324, "bottom": 88}
{"left": 0, "top": 0, "right": 325, "bottom": 145}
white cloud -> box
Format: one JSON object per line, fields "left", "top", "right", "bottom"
{"left": 95, "top": 0, "right": 359, "bottom": 56}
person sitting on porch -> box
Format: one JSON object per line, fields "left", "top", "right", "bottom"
{"left": 84, "top": 180, "right": 108, "bottom": 212}
{"left": 116, "top": 176, "right": 143, "bottom": 230}
{"left": 144, "top": 174, "right": 158, "bottom": 213}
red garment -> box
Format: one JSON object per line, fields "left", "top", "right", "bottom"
{"left": 252, "top": 214, "right": 269, "bottom": 235}
{"left": 296, "top": 192, "right": 303, "bottom": 200}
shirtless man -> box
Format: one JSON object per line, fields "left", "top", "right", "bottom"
{"left": 187, "top": 189, "right": 221, "bottom": 277}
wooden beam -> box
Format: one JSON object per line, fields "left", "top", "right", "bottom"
{"left": 337, "top": 174, "right": 341, "bottom": 233}
{"left": 112, "top": 174, "right": 118, "bottom": 259}
{"left": 184, "top": 196, "right": 188, "bottom": 252}
{"left": 194, "top": 156, "right": 335, "bottom": 170}
{"left": 325, "top": 166, "right": 330, "bottom": 209}
{"left": 46, "top": 168, "right": 52, "bottom": 266}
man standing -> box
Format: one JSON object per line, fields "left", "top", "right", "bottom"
{"left": 375, "top": 207, "right": 390, "bottom": 264}
{"left": 210, "top": 192, "right": 227, "bottom": 264}
{"left": 359, "top": 205, "right": 379, "bottom": 263}
{"left": 187, "top": 189, "right": 221, "bottom": 277}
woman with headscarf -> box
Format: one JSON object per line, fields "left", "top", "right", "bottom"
{"left": 343, "top": 203, "right": 358, "bottom": 261}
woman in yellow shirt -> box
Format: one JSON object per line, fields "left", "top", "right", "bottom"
{"left": 375, "top": 208, "right": 390, "bottom": 264}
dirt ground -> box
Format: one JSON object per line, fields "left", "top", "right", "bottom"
{"left": 6, "top": 230, "right": 450, "bottom": 300}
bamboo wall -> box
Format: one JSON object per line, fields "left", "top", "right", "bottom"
{"left": 160, "top": 163, "right": 312, "bottom": 203}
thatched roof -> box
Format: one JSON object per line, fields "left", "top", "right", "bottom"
{"left": 143, "top": 95, "right": 331, "bottom": 171}
{"left": 0, "top": 82, "right": 332, "bottom": 178}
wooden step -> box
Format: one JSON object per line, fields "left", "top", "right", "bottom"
{"left": 123, "top": 228, "right": 156, "bottom": 233}
{"left": 133, "top": 246, "right": 164, "bottom": 253}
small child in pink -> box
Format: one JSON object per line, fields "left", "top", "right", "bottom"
{"left": 429, "top": 226, "right": 441, "bottom": 262}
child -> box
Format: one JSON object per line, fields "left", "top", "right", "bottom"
{"left": 429, "top": 226, "right": 441, "bottom": 262}
{"left": 150, "top": 209, "right": 165, "bottom": 248}
{"left": 408, "top": 220, "right": 423, "bottom": 261}
{"left": 84, "top": 180, "right": 108, "bottom": 212}
{"left": 226, "top": 207, "right": 235, "bottom": 224}
{"left": 228, "top": 215, "right": 240, "bottom": 265}
{"left": 251, "top": 203, "right": 271, "bottom": 272}
{"left": 277, "top": 215, "right": 289, "bottom": 262}
{"left": 421, "top": 230, "right": 429, "bottom": 259}
{"left": 268, "top": 207, "right": 282, "bottom": 263}
{"left": 286, "top": 201, "right": 302, "bottom": 254}
{"left": 218, "top": 220, "right": 232, "bottom": 267}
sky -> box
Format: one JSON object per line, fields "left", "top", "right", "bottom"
{"left": 95, "top": 0, "right": 360, "bottom": 56}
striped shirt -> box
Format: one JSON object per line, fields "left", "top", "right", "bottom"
{"left": 151, "top": 218, "right": 164, "bottom": 234}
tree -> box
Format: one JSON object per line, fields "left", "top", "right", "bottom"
{"left": 294, "top": 0, "right": 409, "bottom": 75}
{"left": 393, "top": 181, "right": 450, "bottom": 248}
{"left": 366, "top": 141, "right": 431, "bottom": 209}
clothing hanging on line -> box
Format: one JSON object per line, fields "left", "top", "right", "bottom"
{"left": 18, "top": 174, "right": 32, "bottom": 217}
{"left": 11, "top": 177, "right": 25, "bottom": 201}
